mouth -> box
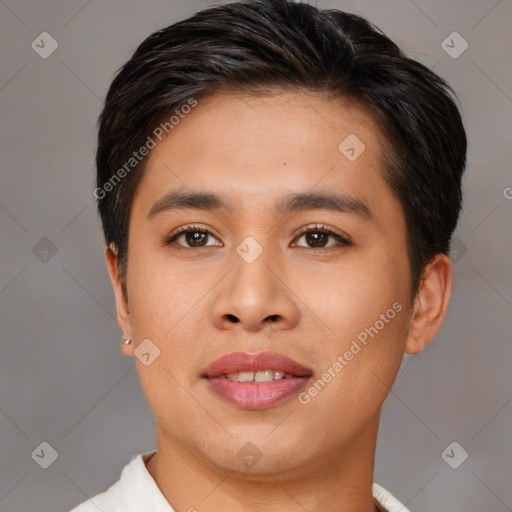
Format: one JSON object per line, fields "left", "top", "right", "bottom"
{"left": 203, "top": 352, "right": 312, "bottom": 410}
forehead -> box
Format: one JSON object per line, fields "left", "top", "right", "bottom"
{"left": 158, "top": 91, "right": 383, "bottom": 161}
{"left": 132, "top": 91, "right": 403, "bottom": 230}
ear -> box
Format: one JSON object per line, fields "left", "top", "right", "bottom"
{"left": 105, "top": 243, "right": 134, "bottom": 357}
{"left": 405, "top": 253, "right": 453, "bottom": 355}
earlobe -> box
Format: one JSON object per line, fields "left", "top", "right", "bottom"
{"left": 105, "top": 244, "right": 134, "bottom": 357}
{"left": 405, "top": 254, "right": 453, "bottom": 355}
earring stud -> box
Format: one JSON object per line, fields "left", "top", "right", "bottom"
{"left": 122, "top": 338, "right": 132, "bottom": 345}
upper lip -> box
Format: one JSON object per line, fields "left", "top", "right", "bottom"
{"left": 204, "top": 351, "right": 312, "bottom": 378}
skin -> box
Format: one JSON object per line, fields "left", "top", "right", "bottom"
{"left": 105, "top": 91, "right": 452, "bottom": 512}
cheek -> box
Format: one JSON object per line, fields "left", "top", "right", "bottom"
{"left": 297, "top": 306, "right": 408, "bottom": 434}
{"left": 125, "top": 242, "right": 191, "bottom": 337}
{"left": 296, "top": 248, "right": 406, "bottom": 334}
{"left": 125, "top": 245, "right": 209, "bottom": 382}
{"left": 295, "top": 249, "right": 409, "bottom": 393}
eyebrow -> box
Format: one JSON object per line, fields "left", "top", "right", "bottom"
{"left": 147, "top": 188, "right": 372, "bottom": 220}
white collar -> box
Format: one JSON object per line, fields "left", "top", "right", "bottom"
{"left": 70, "top": 451, "right": 411, "bottom": 512}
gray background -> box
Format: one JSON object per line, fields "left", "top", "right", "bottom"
{"left": 0, "top": 0, "right": 511, "bottom": 511}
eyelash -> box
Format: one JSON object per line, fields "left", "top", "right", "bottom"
{"left": 164, "top": 223, "right": 353, "bottom": 251}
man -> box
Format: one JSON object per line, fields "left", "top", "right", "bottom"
{"left": 74, "top": 1, "right": 466, "bottom": 510}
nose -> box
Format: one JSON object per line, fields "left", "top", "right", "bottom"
{"left": 210, "top": 244, "right": 300, "bottom": 333}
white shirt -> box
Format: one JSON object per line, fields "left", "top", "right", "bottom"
{"left": 69, "top": 451, "right": 411, "bottom": 512}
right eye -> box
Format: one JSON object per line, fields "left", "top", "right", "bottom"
{"left": 165, "top": 225, "right": 223, "bottom": 249}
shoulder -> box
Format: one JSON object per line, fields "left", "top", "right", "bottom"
{"left": 373, "top": 483, "right": 411, "bottom": 512}
{"left": 68, "top": 476, "right": 125, "bottom": 512}
{"left": 68, "top": 451, "right": 159, "bottom": 512}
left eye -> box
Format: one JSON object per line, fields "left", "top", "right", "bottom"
{"left": 293, "top": 228, "right": 351, "bottom": 249}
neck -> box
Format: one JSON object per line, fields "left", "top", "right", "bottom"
{"left": 146, "top": 416, "right": 380, "bottom": 512}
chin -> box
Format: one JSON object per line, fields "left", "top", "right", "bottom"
{"left": 199, "top": 432, "right": 314, "bottom": 478}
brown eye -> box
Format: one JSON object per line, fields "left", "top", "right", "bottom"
{"left": 303, "top": 231, "right": 329, "bottom": 248}
{"left": 167, "top": 227, "right": 222, "bottom": 248}
{"left": 294, "top": 227, "right": 352, "bottom": 249}
{"left": 183, "top": 230, "right": 209, "bottom": 247}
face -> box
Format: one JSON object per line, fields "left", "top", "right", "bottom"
{"left": 113, "top": 91, "right": 418, "bottom": 477}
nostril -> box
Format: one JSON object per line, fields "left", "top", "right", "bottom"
{"left": 226, "top": 314, "right": 239, "bottom": 323}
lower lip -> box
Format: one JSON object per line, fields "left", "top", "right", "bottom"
{"left": 206, "top": 377, "right": 311, "bottom": 409}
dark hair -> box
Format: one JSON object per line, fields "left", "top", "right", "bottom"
{"left": 96, "top": 0, "right": 466, "bottom": 301}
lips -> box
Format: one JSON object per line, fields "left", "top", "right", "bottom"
{"left": 204, "top": 352, "right": 312, "bottom": 409}
{"left": 205, "top": 351, "right": 312, "bottom": 378}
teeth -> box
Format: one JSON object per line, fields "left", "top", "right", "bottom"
{"left": 255, "top": 370, "right": 274, "bottom": 383}
{"left": 238, "top": 371, "right": 255, "bottom": 382}
{"left": 226, "top": 369, "right": 290, "bottom": 383}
